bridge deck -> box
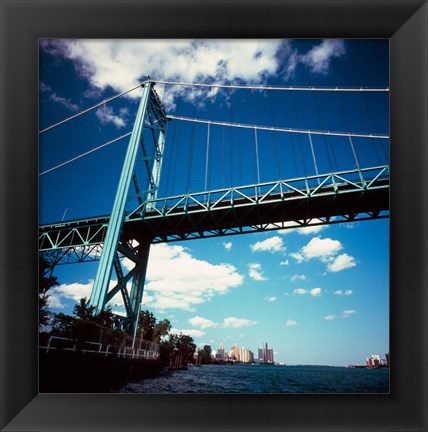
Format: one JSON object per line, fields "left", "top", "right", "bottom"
{"left": 39, "top": 168, "right": 389, "bottom": 258}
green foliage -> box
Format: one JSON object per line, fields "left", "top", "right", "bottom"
{"left": 39, "top": 256, "right": 58, "bottom": 327}
{"left": 50, "top": 298, "right": 126, "bottom": 349}
{"left": 137, "top": 310, "right": 171, "bottom": 344}
{"left": 197, "top": 344, "right": 213, "bottom": 364}
{"left": 73, "top": 297, "right": 96, "bottom": 320}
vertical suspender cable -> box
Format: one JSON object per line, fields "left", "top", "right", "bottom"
{"left": 336, "top": 92, "right": 362, "bottom": 170}
{"left": 204, "top": 123, "right": 211, "bottom": 192}
{"left": 307, "top": 133, "right": 320, "bottom": 181}
{"left": 268, "top": 91, "right": 281, "bottom": 180}
{"left": 254, "top": 128, "right": 261, "bottom": 185}
{"left": 313, "top": 91, "right": 337, "bottom": 171}
{"left": 291, "top": 91, "right": 307, "bottom": 177}
{"left": 361, "top": 91, "right": 386, "bottom": 163}
{"left": 186, "top": 104, "right": 197, "bottom": 193}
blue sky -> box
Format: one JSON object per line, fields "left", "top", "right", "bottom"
{"left": 39, "top": 39, "right": 389, "bottom": 366}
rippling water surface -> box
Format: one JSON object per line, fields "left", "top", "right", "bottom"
{"left": 115, "top": 364, "right": 389, "bottom": 394}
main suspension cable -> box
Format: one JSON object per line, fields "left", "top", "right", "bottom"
{"left": 168, "top": 115, "right": 389, "bottom": 140}
{"left": 39, "top": 84, "right": 142, "bottom": 134}
{"left": 39, "top": 132, "right": 131, "bottom": 176}
{"left": 156, "top": 80, "right": 389, "bottom": 93}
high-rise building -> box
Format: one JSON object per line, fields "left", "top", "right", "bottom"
{"left": 238, "top": 347, "right": 254, "bottom": 363}
{"left": 216, "top": 343, "right": 225, "bottom": 360}
{"left": 258, "top": 342, "right": 274, "bottom": 364}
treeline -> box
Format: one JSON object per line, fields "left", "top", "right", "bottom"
{"left": 39, "top": 257, "right": 196, "bottom": 368}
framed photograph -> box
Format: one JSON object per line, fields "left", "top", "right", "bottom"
{"left": 1, "top": 0, "right": 427, "bottom": 430}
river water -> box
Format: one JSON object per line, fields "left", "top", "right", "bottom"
{"left": 115, "top": 364, "right": 389, "bottom": 394}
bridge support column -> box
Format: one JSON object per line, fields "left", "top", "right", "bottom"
{"left": 89, "top": 81, "right": 153, "bottom": 315}
{"left": 128, "top": 241, "right": 151, "bottom": 334}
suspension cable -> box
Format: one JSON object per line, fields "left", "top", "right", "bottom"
{"left": 39, "top": 84, "right": 142, "bottom": 134}
{"left": 168, "top": 115, "right": 389, "bottom": 140}
{"left": 39, "top": 132, "right": 131, "bottom": 176}
{"left": 156, "top": 80, "right": 389, "bottom": 93}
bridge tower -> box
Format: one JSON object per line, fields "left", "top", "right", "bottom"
{"left": 88, "top": 80, "right": 167, "bottom": 333}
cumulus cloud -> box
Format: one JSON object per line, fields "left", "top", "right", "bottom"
{"left": 297, "top": 225, "right": 326, "bottom": 235}
{"left": 49, "top": 93, "right": 79, "bottom": 112}
{"left": 49, "top": 281, "right": 94, "bottom": 307}
{"left": 143, "top": 243, "right": 244, "bottom": 311}
{"left": 265, "top": 296, "right": 277, "bottom": 302}
{"left": 280, "top": 260, "right": 290, "bottom": 266}
{"left": 223, "top": 241, "right": 232, "bottom": 251}
{"left": 248, "top": 263, "right": 267, "bottom": 281}
{"left": 290, "top": 236, "right": 356, "bottom": 272}
{"left": 95, "top": 105, "right": 127, "bottom": 128}
{"left": 293, "top": 287, "right": 322, "bottom": 297}
{"left": 223, "top": 317, "right": 257, "bottom": 328}
{"left": 286, "top": 319, "right": 298, "bottom": 326}
{"left": 293, "top": 288, "right": 307, "bottom": 295}
{"left": 334, "top": 289, "right": 353, "bottom": 296}
{"left": 40, "top": 39, "right": 344, "bottom": 112}
{"left": 289, "top": 252, "right": 305, "bottom": 263}
{"left": 302, "top": 236, "right": 343, "bottom": 259}
{"left": 290, "top": 274, "right": 306, "bottom": 283}
{"left": 324, "top": 310, "right": 357, "bottom": 321}
{"left": 170, "top": 328, "right": 205, "bottom": 338}
{"left": 327, "top": 253, "right": 356, "bottom": 272}
{"left": 250, "top": 236, "right": 285, "bottom": 253}
{"left": 300, "top": 40, "right": 346, "bottom": 74}
{"left": 188, "top": 316, "right": 217, "bottom": 329}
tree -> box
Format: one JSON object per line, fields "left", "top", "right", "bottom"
{"left": 198, "top": 345, "right": 213, "bottom": 364}
{"left": 153, "top": 319, "right": 172, "bottom": 344}
{"left": 168, "top": 333, "right": 196, "bottom": 368}
{"left": 137, "top": 310, "right": 157, "bottom": 341}
{"left": 39, "top": 256, "right": 58, "bottom": 327}
{"left": 73, "top": 297, "right": 96, "bottom": 320}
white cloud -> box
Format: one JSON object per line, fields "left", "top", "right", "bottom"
{"left": 171, "top": 328, "right": 205, "bottom": 338}
{"left": 293, "top": 287, "right": 321, "bottom": 296}
{"left": 49, "top": 281, "right": 93, "bottom": 306}
{"left": 334, "top": 289, "right": 353, "bottom": 296}
{"left": 265, "top": 296, "right": 277, "bottom": 302}
{"left": 250, "top": 236, "right": 285, "bottom": 253}
{"left": 302, "top": 236, "right": 343, "bottom": 259}
{"left": 144, "top": 243, "right": 244, "bottom": 311}
{"left": 297, "top": 225, "right": 326, "bottom": 235}
{"left": 293, "top": 288, "right": 307, "bottom": 295}
{"left": 280, "top": 260, "right": 290, "bottom": 266}
{"left": 290, "top": 274, "right": 306, "bottom": 283}
{"left": 223, "top": 317, "right": 257, "bottom": 328}
{"left": 223, "top": 241, "right": 232, "bottom": 251}
{"left": 327, "top": 253, "right": 356, "bottom": 272}
{"left": 290, "top": 236, "right": 357, "bottom": 272}
{"left": 310, "top": 287, "right": 322, "bottom": 296}
{"left": 188, "top": 316, "right": 217, "bottom": 329}
{"left": 324, "top": 310, "right": 357, "bottom": 321}
{"left": 49, "top": 93, "right": 79, "bottom": 112}
{"left": 286, "top": 319, "right": 298, "bottom": 326}
{"left": 342, "top": 310, "right": 356, "bottom": 318}
{"left": 290, "top": 252, "right": 305, "bottom": 263}
{"left": 95, "top": 105, "right": 127, "bottom": 128}
{"left": 248, "top": 263, "right": 267, "bottom": 281}
{"left": 300, "top": 40, "right": 346, "bottom": 74}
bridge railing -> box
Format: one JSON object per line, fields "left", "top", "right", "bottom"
{"left": 40, "top": 335, "right": 160, "bottom": 360}
{"left": 127, "top": 165, "right": 389, "bottom": 220}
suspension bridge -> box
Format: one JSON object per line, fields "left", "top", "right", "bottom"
{"left": 39, "top": 79, "right": 389, "bottom": 333}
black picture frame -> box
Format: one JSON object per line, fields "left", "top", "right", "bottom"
{"left": 1, "top": 0, "right": 427, "bottom": 431}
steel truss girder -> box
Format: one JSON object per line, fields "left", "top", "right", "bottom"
{"left": 39, "top": 165, "right": 389, "bottom": 264}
